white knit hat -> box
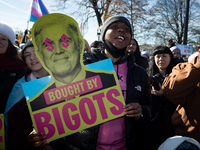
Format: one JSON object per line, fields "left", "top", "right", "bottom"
{"left": 170, "top": 46, "right": 181, "bottom": 54}
{"left": 0, "top": 21, "right": 15, "bottom": 45}
{"left": 141, "top": 50, "right": 150, "bottom": 58}
{"left": 158, "top": 136, "right": 200, "bottom": 150}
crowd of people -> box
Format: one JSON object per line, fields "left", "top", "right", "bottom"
{"left": 1, "top": 13, "right": 200, "bottom": 150}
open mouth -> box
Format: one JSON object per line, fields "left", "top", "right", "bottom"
{"left": 31, "top": 62, "right": 38, "bottom": 65}
{"left": 116, "top": 36, "right": 125, "bottom": 41}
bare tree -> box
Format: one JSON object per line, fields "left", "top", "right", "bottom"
{"left": 52, "top": 0, "right": 115, "bottom": 27}
{"left": 148, "top": 0, "right": 200, "bottom": 45}
{"left": 109, "top": 0, "right": 149, "bottom": 38}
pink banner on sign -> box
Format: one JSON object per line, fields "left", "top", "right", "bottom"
{"left": 44, "top": 75, "right": 103, "bottom": 105}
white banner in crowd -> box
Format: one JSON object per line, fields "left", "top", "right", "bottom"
{"left": 176, "top": 44, "right": 194, "bottom": 55}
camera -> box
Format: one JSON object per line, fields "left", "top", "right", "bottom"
{"left": 149, "top": 73, "right": 164, "bottom": 90}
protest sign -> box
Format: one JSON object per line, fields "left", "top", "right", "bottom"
{"left": 176, "top": 44, "right": 194, "bottom": 55}
{"left": 0, "top": 114, "right": 5, "bottom": 150}
{"left": 22, "top": 13, "right": 125, "bottom": 143}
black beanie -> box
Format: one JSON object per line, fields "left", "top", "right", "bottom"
{"left": 101, "top": 16, "right": 132, "bottom": 42}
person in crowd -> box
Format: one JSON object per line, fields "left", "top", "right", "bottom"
{"left": 162, "top": 44, "right": 200, "bottom": 143}
{"left": 90, "top": 40, "right": 103, "bottom": 49}
{"left": 14, "top": 39, "right": 22, "bottom": 52}
{"left": 30, "top": 15, "right": 151, "bottom": 150}
{"left": 83, "top": 15, "right": 151, "bottom": 150}
{"left": 0, "top": 21, "right": 27, "bottom": 113}
{"left": 84, "top": 39, "right": 91, "bottom": 51}
{"left": 21, "top": 29, "right": 28, "bottom": 44}
{"left": 170, "top": 46, "right": 184, "bottom": 62}
{"left": 166, "top": 38, "right": 176, "bottom": 48}
{"left": 181, "top": 55, "right": 188, "bottom": 62}
{"left": 149, "top": 56, "right": 153, "bottom": 68}
{"left": 166, "top": 38, "right": 183, "bottom": 63}
{"left": 188, "top": 51, "right": 199, "bottom": 63}
{"left": 141, "top": 50, "right": 150, "bottom": 60}
{"left": 158, "top": 136, "right": 200, "bottom": 150}
{"left": 14, "top": 39, "right": 20, "bottom": 48}
{"left": 4, "top": 40, "right": 65, "bottom": 150}
{"left": 141, "top": 50, "right": 152, "bottom": 69}
{"left": 146, "top": 46, "right": 178, "bottom": 150}
{"left": 126, "top": 38, "right": 149, "bottom": 70}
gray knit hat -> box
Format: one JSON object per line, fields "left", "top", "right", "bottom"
{"left": 101, "top": 16, "right": 132, "bottom": 42}
{"left": 21, "top": 40, "right": 34, "bottom": 62}
{"left": 21, "top": 40, "right": 33, "bottom": 54}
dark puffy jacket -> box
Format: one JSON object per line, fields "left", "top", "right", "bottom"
{"left": 64, "top": 49, "right": 151, "bottom": 150}
{"left": 0, "top": 69, "right": 26, "bottom": 113}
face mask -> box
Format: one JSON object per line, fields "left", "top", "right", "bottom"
{"left": 103, "top": 40, "right": 126, "bottom": 58}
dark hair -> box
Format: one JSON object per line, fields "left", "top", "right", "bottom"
{"left": 132, "top": 39, "right": 142, "bottom": 64}
{"left": 166, "top": 38, "right": 176, "bottom": 48}
{"left": 21, "top": 47, "right": 32, "bottom": 82}
{"left": 21, "top": 41, "right": 34, "bottom": 81}
{"left": 6, "top": 40, "right": 19, "bottom": 59}
{"left": 90, "top": 41, "right": 103, "bottom": 48}
{"left": 149, "top": 46, "right": 178, "bottom": 76}
{"left": 127, "top": 38, "right": 149, "bottom": 70}
{"left": 21, "top": 40, "right": 34, "bottom": 62}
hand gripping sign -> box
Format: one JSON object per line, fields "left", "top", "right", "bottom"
{"left": 22, "top": 13, "right": 125, "bottom": 143}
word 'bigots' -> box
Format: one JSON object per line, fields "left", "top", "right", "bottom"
{"left": 34, "top": 89, "right": 124, "bottom": 139}
{"left": 43, "top": 75, "right": 103, "bottom": 105}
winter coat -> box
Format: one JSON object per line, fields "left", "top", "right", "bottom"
{"left": 0, "top": 68, "right": 26, "bottom": 113}
{"left": 163, "top": 56, "right": 200, "bottom": 143}
{"left": 63, "top": 49, "right": 151, "bottom": 150}
{"left": 146, "top": 73, "right": 177, "bottom": 150}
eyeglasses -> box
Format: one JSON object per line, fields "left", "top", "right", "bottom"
{"left": 24, "top": 52, "right": 36, "bottom": 59}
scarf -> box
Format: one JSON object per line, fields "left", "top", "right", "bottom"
{"left": 103, "top": 40, "right": 127, "bottom": 58}
{"left": 0, "top": 54, "right": 26, "bottom": 71}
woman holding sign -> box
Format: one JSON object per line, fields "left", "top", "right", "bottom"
{"left": 4, "top": 41, "right": 65, "bottom": 150}
{"left": 83, "top": 16, "right": 152, "bottom": 150}
{"left": 29, "top": 14, "right": 151, "bottom": 150}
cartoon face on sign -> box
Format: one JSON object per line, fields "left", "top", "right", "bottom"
{"left": 29, "top": 13, "right": 125, "bottom": 143}
{"left": 32, "top": 13, "right": 84, "bottom": 83}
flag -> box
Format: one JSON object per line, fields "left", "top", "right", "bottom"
{"left": 79, "top": 23, "right": 82, "bottom": 35}
{"left": 28, "top": 0, "right": 49, "bottom": 22}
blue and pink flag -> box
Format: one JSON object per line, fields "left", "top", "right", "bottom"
{"left": 28, "top": 0, "right": 49, "bottom": 22}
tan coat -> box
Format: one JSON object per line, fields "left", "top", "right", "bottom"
{"left": 162, "top": 56, "right": 200, "bottom": 142}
